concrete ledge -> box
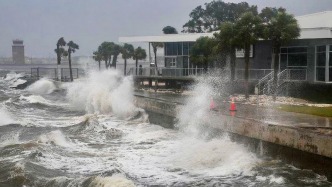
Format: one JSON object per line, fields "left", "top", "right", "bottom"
{"left": 134, "top": 94, "right": 332, "bottom": 158}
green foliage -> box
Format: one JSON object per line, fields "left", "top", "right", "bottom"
{"left": 93, "top": 50, "right": 102, "bottom": 70}
{"left": 151, "top": 42, "right": 163, "bottom": 68}
{"left": 67, "top": 41, "right": 79, "bottom": 53}
{"left": 183, "top": 0, "right": 257, "bottom": 33}
{"left": 259, "top": 8, "right": 300, "bottom": 100}
{"left": 67, "top": 41, "right": 79, "bottom": 82}
{"left": 234, "top": 12, "right": 263, "bottom": 49}
{"left": 55, "top": 37, "right": 67, "bottom": 65}
{"left": 234, "top": 12, "right": 263, "bottom": 98}
{"left": 262, "top": 9, "right": 300, "bottom": 48}
{"left": 93, "top": 51, "right": 102, "bottom": 62}
{"left": 121, "top": 43, "right": 134, "bottom": 60}
{"left": 97, "top": 42, "right": 114, "bottom": 68}
{"left": 190, "top": 36, "right": 216, "bottom": 69}
{"left": 121, "top": 43, "right": 134, "bottom": 76}
{"left": 162, "top": 26, "right": 178, "bottom": 34}
{"left": 259, "top": 7, "right": 286, "bottom": 23}
{"left": 133, "top": 47, "right": 147, "bottom": 61}
{"left": 133, "top": 47, "right": 147, "bottom": 75}
{"left": 56, "top": 37, "right": 66, "bottom": 47}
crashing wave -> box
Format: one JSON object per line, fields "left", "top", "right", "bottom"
{"left": 65, "top": 70, "right": 137, "bottom": 118}
{"left": 26, "top": 78, "right": 56, "bottom": 95}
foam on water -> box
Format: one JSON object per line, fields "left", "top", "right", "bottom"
{"left": 26, "top": 78, "right": 56, "bottom": 95}
{"left": 19, "top": 95, "right": 56, "bottom": 106}
{"left": 65, "top": 70, "right": 136, "bottom": 118}
{"left": 89, "top": 175, "right": 135, "bottom": 187}
{"left": 169, "top": 136, "right": 258, "bottom": 176}
{"left": 0, "top": 107, "right": 15, "bottom": 126}
{"left": 38, "top": 130, "right": 72, "bottom": 147}
{"left": 3, "top": 72, "right": 24, "bottom": 81}
{"left": 0, "top": 132, "right": 20, "bottom": 147}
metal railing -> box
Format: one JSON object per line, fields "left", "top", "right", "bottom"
{"left": 31, "top": 67, "right": 82, "bottom": 81}
{"left": 255, "top": 68, "right": 307, "bottom": 95}
{"left": 128, "top": 67, "right": 206, "bottom": 77}
{"left": 235, "top": 69, "right": 273, "bottom": 80}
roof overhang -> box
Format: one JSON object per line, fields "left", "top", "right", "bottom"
{"left": 119, "top": 33, "right": 215, "bottom": 43}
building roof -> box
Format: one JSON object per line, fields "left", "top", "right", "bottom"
{"left": 119, "top": 11, "right": 332, "bottom": 43}
{"left": 295, "top": 11, "right": 332, "bottom": 39}
{"left": 119, "top": 32, "right": 215, "bottom": 43}
{"left": 296, "top": 11, "right": 332, "bottom": 29}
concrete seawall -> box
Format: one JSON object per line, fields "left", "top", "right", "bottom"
{"left": 134, "top": 94, "right": 332, "bottom": 179}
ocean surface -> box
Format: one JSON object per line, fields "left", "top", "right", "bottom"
{"left": 0, "top": 70, "right": 331, "bottom": 187}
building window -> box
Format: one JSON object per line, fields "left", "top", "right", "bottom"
{"left": 236, "top": 45, "right": 254, "bottom": 58}
{"left": 170, "top": 58, "right": 176, "bottom": 67}
{"left": 280, "top": 47, "right": 307, "bottom": 68}
{"left": 316, "top": 45, "right": 326, "bottom": 81}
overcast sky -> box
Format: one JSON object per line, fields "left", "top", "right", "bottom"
{"left": 1, "top": 0, "right": 332, "bottom": 57}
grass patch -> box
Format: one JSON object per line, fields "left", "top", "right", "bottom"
{"left": 277, "top": 105, "right": 332, "bottom": 118}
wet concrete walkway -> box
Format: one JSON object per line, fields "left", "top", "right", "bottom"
{"left": 135, "top": 90, "right": 332, "bottom": 132}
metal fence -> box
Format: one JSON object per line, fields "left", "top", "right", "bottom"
{"left": 31, "top": 67, "right": 82, "bottom": 81}
{"left": 235, "top": 69, "right": 273, "bottom": 80}
{"left": 128, "top": 67, "right": 205, "bottom": 77}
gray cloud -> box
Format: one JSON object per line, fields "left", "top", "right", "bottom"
{"left": 0, "top": 0, "right": 331, "bottom": 57}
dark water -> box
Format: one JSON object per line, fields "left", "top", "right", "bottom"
{"left": 0, "top": 71, "right": 331, "bottom": 187}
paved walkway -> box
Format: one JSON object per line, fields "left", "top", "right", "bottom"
{"left": 135, "top": 90, "right": 332, "bottom": 130}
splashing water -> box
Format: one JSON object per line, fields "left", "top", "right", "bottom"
{"left": 0, "top": 107, "right": 15, "bottom": 126}
{"left": 65, "top": 70, "right": 136, "bottom": 118}
{"left": 26, "top": 78, "right": 56, "bottom": 95}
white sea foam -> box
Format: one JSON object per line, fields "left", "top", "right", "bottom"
{"left": 0, "top": 132, "right": 20, "bottom": 147}
{"left": 38, "top": 130, "right": 72, "bottom": 147}
{"left": 89, "top": 175, "right": 135, "bottom": 187}
{"left": 26, "top": 78, "right": 56, "bottom": 95}
{"left": 65, "top": 70, "right": 136, "bottom": 118}
{"left": 19, "top": 95, "right": 54, "bottom": 106}
{"left": 3, "top": 72, "right": 24, "bottom": 81}
{"left": 9, "top": 78, "right": 27, "bottom": 88}
{"left": 169, "top": 136, "right": 258, "bottom": 176}
{"left": 0, "top": 107, "right": 15, "bottom": 126}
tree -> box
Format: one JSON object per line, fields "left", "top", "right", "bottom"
{"left": 260, "top": 8, "right": 300, "bottom": 100}
{"left": 121, "top": 43, "right": 134, "bottom": 76}
{"left": 182, "top": 1, "right": 257, "bottom": 33}
{"left": 93, "top": 50, "right": 102, "bottom": 70}
{"left": 97, "top": 42, "right": 113, "bottom": 69}
{"left": 67, "top": 41, "right": 79, "bottom": 82}
{"left": 133, "top": 47, "right": 147, "bottom": 75}
{"left": 110, "top": 43, "right": 121, "bottom": 69}
{"left": 162, "top": 26, "right": 178, "bottom": 34}
{"left": 214, "top": 22, "right": 239, "bottom": 81}
{"left": 234, "top": 12, "right": 264, "bottom": 99}
{"left": 151, "top": 42, "right": 163, "bottom": 69}
{"left": 190, "top": 36, "right": 216, "bottom": 70}
{"left": 55, "top": 37, "right": 67, "bottom": 80}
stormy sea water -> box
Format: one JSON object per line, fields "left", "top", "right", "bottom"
{"left": 0, "top": 70, "right": 331, "bottom": 187}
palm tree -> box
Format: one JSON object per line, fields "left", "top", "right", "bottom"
{"left": 67, "top": 41, "right": 79, "bottom": 82}
{"left": 121, "top": 43, "right": 134, "bottom": 76}
{"left": 214, "top": 22, "right": 239, "bottom": 81}
{"left": 133, "top": 47, "right": 147, "bottom": 75}
{"left": 151, "top": 42, "right": 163, "bottom": 68}
{"left": 93, "top": 50, "right": 102, "bottom": 70}
{"left": 98, "top": 42, "right": 113, "bottom": 69}
{"left": 234, "top": 12, "right": 264, "bottom": 99}
{"left": 261, "top": 9, "right": 300, "bottom": 100}
{"left": 111, "top": 43, "right": 121, "bottom": 69}
{"left": 190, "top": 36, "right": 216, "bottom": 70}
{"left": 55, "top": 37, "right": 66, "bottom": 80}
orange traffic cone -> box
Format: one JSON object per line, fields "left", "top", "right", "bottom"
{"left": 210, "top": 98, "right": 217, "bottom": 111}
{"left": 229, "top": 97, "right": 237, "bottom": 111}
